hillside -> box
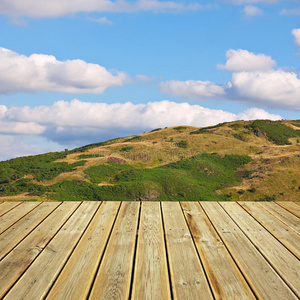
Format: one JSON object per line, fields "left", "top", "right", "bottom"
{"left": 1, "top": 119, "right": 300, "bottom": 201}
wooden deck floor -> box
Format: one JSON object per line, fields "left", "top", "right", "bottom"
{"left": 0, "top": 201, "right": 299, "bottom": 300}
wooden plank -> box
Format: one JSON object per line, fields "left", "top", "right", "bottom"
{"left": 89, "top": 202, "right": 140, "bottom": 300}
{"left": 0, "top": 202, "right": 60, "bottom": 260}
{"left": 47, "top": 201, "right": 120, "bottom": 300}
{"left": 5, "top": 201, "right": 100, "bottom": 300}
{"left": 0, "top": 202, "right": 22, "bottom": 217}
{"left": 276, "top": 201, "right": 300, "bottom": 218}
{"left": 240, "top": 202, "right": 300, "bottom": 258}
{"left": 181, "top": 202, "right": 255, "bottom": 300}
{"left": 201, "top": 202, "right": 298, "bottom": 300}
{"left": 131, "top": 202, "right": 171, "bottom": 300}
{"left": 259, "top": 202, "right": 300, "bottom": 235}
{"left": 0, "top": 202, "right": 41, "bottom": 234}
{"left": 0, "top": 201, "right": 79, "bottom": 298}
{"left": 161, "top": 202, "right": 213, "bottom": 300}
{"left": 220, "top": 202, "right": 300, "bottom": 298}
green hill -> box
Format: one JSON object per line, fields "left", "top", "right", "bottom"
{"left": 1, "top": 119, "right": 300, "bottom": 201}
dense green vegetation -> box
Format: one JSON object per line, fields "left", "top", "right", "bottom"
{"left": 0, "top": 151, "right": 86, "bottom": 196}
{"left": 246, "top": 120, "right": 300, "bottom": 145}
{"left": 0, "top": 152, "right": 85, "bottom": 183}
{"left": 0, "top": 152, "right": 251, "bottom": 201}
{"left": 0, "top": 152, "right": 85, "bottom": 196}
{"left": 85, "top": 162, "right": 134, "bottom": 184}
{"left": 52, "top": 153, "right": 251, "bottom": 201}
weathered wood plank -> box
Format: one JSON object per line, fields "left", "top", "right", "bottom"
{"left": 181, "top": 202, "right": 255, "bottom": 300}
{"left": 131, "top": 202, "right": 171, "bottom": 300}
{"left": 0, "top": 202, "right": 60, "bottom": 260}
{"left": 0, "top": 202, "right": 40, "bottom": 234}
{"left": 0, "top": 201, "right": 79, "bottom": 298}
{"left": 0, "top": 202, "right": 22, "bottom": 217}
{"left": 162, "top": 202, "right": 213, "bottom": 300}
{"left": 47, "top": 201, "right": 120, "bottom": 300}
{"left": 89, "top": 202, "right": 140, "bottom": 300}
{"left": 259, "top": 202, "right": 300, "bottom": 235}
{"left": 240, "top": 201, "right": 300, "bottom": 258}
{"left": 220, "top": 202, "right": 300, "bottom": 298}
{"left": 201, "top": 202, "right": 298, "bottom": 300}
{"left": 276, "top": 201, "right": 300, "bottom": 218}
{"left": 5, "top": 201, "right": 100, "bottom": 300}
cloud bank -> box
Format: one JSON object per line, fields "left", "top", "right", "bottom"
{"left": 162, "top": 49, "right": 300, "bottom": 110}
{"left": 0, "top": 47, "right": 130, "bottom": 94}
{"left": 0, "top": 99, "right": 281, "bottom": 147}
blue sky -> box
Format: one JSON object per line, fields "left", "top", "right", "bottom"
{"left": 0, "top": 0, "right": 299, "bottom": 160}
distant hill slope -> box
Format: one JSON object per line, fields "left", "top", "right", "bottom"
{"left": 1, "top": 119, "right": 300, "bottom": 201}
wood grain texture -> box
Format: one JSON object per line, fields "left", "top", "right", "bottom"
{"left": 201, "top": 201, "right": 298, "bottom": 300}
{"left": 89, "top": 201, "right": 140, "bottom": 300}
{"left": 240, "top": 201, "right": 300, "bottom": 258}
{"left": 162, "top": 202, "right": 213, "bottom": 300}
{"left": 259, "top": 202, "right": 300, "bottom": 235}
{"left": 0, "top": 202, "right": 40, "bottom": 234}
{"left": 0, "top": 201, "right": 298, "bottom": 299}
{"left": 0, "top": 201, "right": 79, "bottom": 298}
{"left": 181, "top": 201, "right": 254, "bottom": 300}
{"left": 131, "top": 202, "right": 171, "bottom": 300}
{"left": 220, "top": 202, "right": 300, "bottom": 298}
{"left": 47, "top": 201, "right": 120, "bottom": 300}
{"left": 4, "top": 201, "right": 100, "bottom": 300}
{"left": 0, "top": 202, "right": 22, "bottom": 217}
{"left": 276, "top": 201, "right": 300, "bottom": 218}
{"left": 0, "top": 202, "right": 60, "bottom": 260}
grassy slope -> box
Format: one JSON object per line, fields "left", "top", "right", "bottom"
{"left": 0, "top": 120, "right": 299, "bottom": 201}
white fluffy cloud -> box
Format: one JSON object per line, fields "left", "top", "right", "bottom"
{"left": 0, "top": 47, "right": 130, "bottom": 94}
{"left": 160, "top": 80, "right": 225, "bottom": 100}
{"left": 243, "top": 5, "right": 263, "bottom": 16}
{"left": 162, "top": 70, "right": 300, "bottom": 110}
{"left": 3, "top": 99, "right": 235, "bottom": 130}
{"left": 162, "top": 48, "right": 300, "bottom": 110}
{"left": 217, "top": 49, "right": 276, "bottom": 71}
{"left": 292, "top": 29, "right": 300, "bottom": 49}
{"left": 0, "top": 0, "right": 201, "bottom": 18}
{"left": 237, "top": 107, "right": 281, "bottom": 120}
{"left": 0, "top": 99, "right": 281, "bottom": 143}
{"left": 230, "top": 70, "right": 300, "bottom": 109}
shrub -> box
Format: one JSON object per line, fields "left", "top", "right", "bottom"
{"left": 120, "top": 146, "right": 133, "bottom": 152}
{"left": 246, "top": 120, "right": 300, "bottom": 145}
{"left": 233, "top": 133, "right": 246, "bottom": 142}
{"left": 176, "top": 140, "right": 188, "bottom": 149}
{"left": 150, "top": 128, "right": 162, "bottom": 132}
